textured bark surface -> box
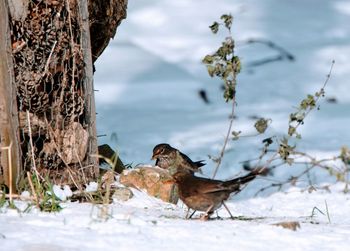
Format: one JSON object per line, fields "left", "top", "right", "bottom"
{"left": 0, "top": 0, "right": 22, "bottom": 192}
{"left": 1, "top": 0, "right": 127, "bottom": 190}
{"left": 88, "top": 0, "right": 128, "bottom": 62}
{"left": 9, "top": 0, "right": 96, "bottom": 187}
{"left": 79, "top": 0, "right": 99, "bottom": 181}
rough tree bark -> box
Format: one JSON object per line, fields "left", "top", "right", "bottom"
{"left": 0, "top": 0, "right": 127, "bottom": 191}
{"left": 88, "top": 0, "right": 128, "bottom": 62}
{"left": 0, "top": 0, "right": 22, "bottom": 193}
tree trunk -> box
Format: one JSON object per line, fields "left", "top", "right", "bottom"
{"left": 88, "top": 0, "right": 128, "bottom": 62}
{"left": 0, "top": 0, "right": 22, "bottom": 193}
{"left": 80, "top": 0, "right": 99, "bottom": 179}
{"left": 0, "top": 0, "right": 127, "bottom": 191}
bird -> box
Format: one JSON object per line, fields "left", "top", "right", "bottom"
{"left": 151, "top": 143, "right": 205, "bottom": 174}
{"left": 172, "top": 168, "right": 261, "bottom": 220}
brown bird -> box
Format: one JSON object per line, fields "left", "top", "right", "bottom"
{"left": 172, "top": 168, "right": 261, "bottom": 220}
{"left": 151, "top": 143, "right": 205, "bottom": 174}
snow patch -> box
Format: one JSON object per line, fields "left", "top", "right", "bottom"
{"left": 85, "top": 182, "right": 98, "bottom": 192}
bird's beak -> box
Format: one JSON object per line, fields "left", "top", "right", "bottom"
{"left": 151, "top": 154, "right": 157, "bottom": 160}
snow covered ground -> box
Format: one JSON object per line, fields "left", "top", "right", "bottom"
{"left": 1, "top": 0, "right": 350, "bottom": 250}
{"left": 1, "top": 184, "right": 350, "bottom": 251}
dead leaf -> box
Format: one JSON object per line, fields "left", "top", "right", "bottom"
{"left": 272, "top": 221, "right": 301, "bottom": 231}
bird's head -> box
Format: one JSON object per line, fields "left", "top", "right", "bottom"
{"left": 151, "top": 143, "right": 175, "bottom": 160}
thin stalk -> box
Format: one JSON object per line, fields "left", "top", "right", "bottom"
{"left": 212, "top": 97, "right": 236, "bottom": 178}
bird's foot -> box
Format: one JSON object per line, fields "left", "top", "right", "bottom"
{"left": 185, "top": 210, "right": 197, "bottom": 220}
{"left": 200, "top": 211, "right": 215, "bottom": 221}
{"left": 200, "top": 213, "right": 210, "bottom": 221}
{"left": 215, "top": 215, "right": 224, "bottom": 220}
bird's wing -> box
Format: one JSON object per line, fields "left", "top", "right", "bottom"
{"left": 190, "top": 178, "right": 233, "bottom": 194}
{"left": 197, "top": 170, "right": 259, "bottom": 194}
{"left": 179, "top": 152, "right": 205, "bottom": 170}
{"left": 201, "top": 184, "right": 239, "bottom": 194}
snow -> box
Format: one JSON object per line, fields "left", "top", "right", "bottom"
{"left": 2, "top": 0, "right": 350, "bottom": 250}
{"left": 1, "top": 185, "right": 350, "bottom": 251}
{"left": 85, "top": 182, "right": 98, "bottom": 193}
{"left": 52, "top": 185, "right": 73, "bottom": 201}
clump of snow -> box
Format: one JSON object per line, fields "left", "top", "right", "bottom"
{"left": 85, "top": 182, "right": 98, "bottom": 192}
{"left": 63, "top": 185, "right": 73, "bottom": 198}
{"left": 53, "top": 185, "right": 66, "bottom": 201}
{"left": 20, "top": 191, "right": 31, "bottom": 200}
{"left": 52, "top": 185, "right": 73, "bottom": 201}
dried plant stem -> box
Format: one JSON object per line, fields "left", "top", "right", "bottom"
{"left": 66, "top": 0, "right": 77, "bottom": 124}
{"left": 293, "top": 60, "right": 335, "bottom": 134}
{"left": 1, "top": 143, "right": 13, "bottom": 203}
{"left": 259, "top": 152, "right": 279, "bottom": 174}
{"left": 101, "top": 183, "right": 111, "bottom": 220}
{"left": 345, "top": 168, "right": 349, "bottom": 193}
{"left": 101, "top": 150, "right": 119, "bottom": 220}
{"left": 43, "top": 40, "right": 57, "bottom": 75}
{"left": 8, "top": 143, "right": 12, "bottom": 204}
{"left": 325, "top": 200, "right": 331, "bottom": 224}
{"left": 26, "top": 111, "right": 41, "bottom": 182}
{"left": 254, "top": 154, "right": 336, "bottom": 196}
{"left": 66, "top": 167, "right": 83, "bottom": 191}
{"left": 27, "top": 171, "right": 40, "bottom": 208}
{"left": 212, "top": 98, "right": 236, "bottom": 178}
{"left": 253, "top": 60, "right": 335, "bottom": 182}
{"left": 75, "top": 149, "right": 88, "bottom": 185}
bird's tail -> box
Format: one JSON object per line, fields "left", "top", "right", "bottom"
{"left": 224, "top": 167, "right": 263, "bottom": 187}
{"left": 194, "top": 160, "right": 206, "bottom": 168}
{"left": 190, "top": 160, "right": 205, "bottom": 174}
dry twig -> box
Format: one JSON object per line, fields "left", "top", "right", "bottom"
{"left": 27, "top": 171, "right": 40, "bottom": 208}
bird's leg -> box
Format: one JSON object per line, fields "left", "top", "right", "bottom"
{"left": 222, "top": 201, "right": 234, "bottom": 219}
{"left": 215, "top": 211, "right": 223, "bottom": 220}
{"left": 185, "top": 207, "right": 191, "bottom": 219}
{"left": 186, "top": 209, "right": 197, "bottom": 219}
{"left": 200, "top": 205, "right": 214, "bottom": 221}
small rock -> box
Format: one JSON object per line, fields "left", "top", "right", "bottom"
{"left": 119, "top": 166, "right": 178, "bottom": 204}
{"left": 112, "top": 187, "right": 133, "bottom": 202}
{"left": 272, "top": 221, "right": 301, "bottom": 231}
